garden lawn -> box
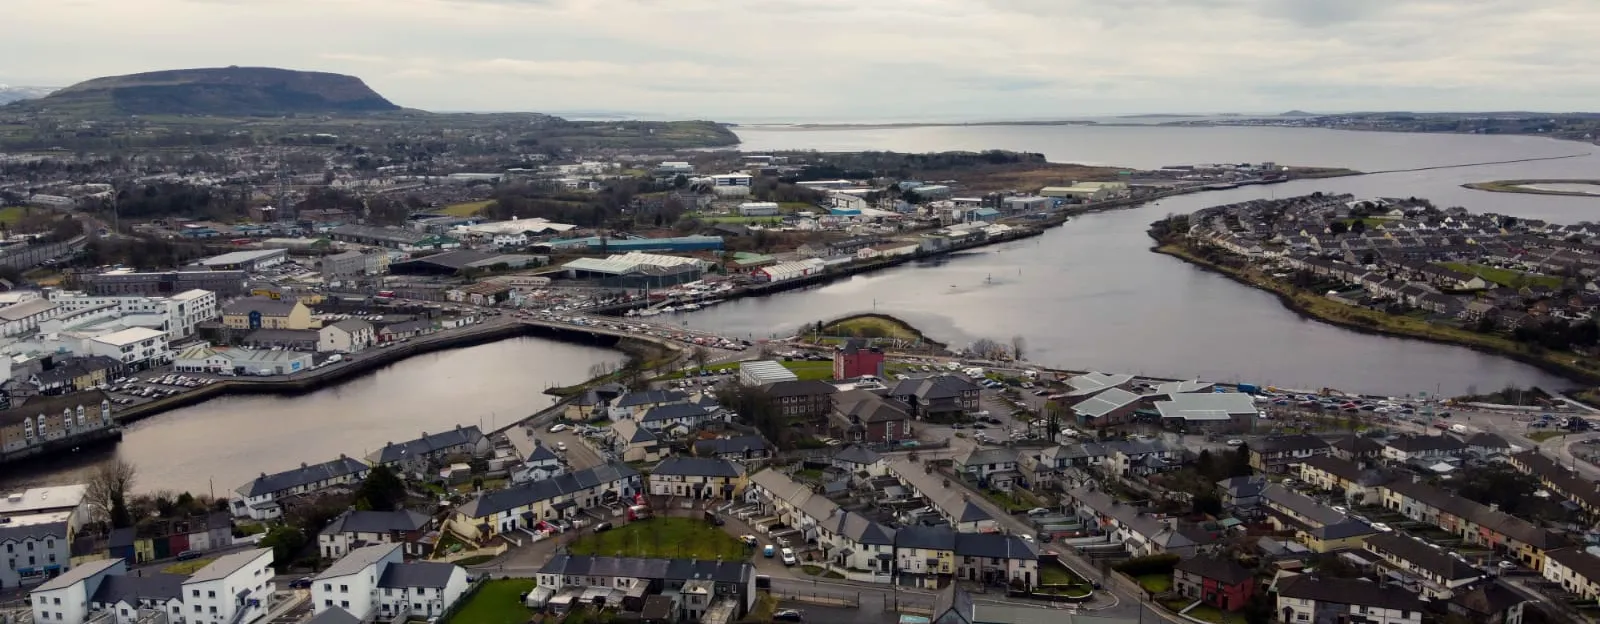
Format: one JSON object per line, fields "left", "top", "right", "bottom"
{"left": 1526, "top": 430, "right": 1567, "bottom": 443}
{"left": 780, "top": 360, "right": 835, "bottom": 381}
{"left": 1039, "top": 564, "right": 1086, "bottom": 586}
{"left": 162, "top": 558, "right": 214, "bottom": 575}
{"left": 445, "top": 579, "right": 534, "bottom": 624}
{"left": 439, "top": 200, "right": 494, "bottom": 217}
{"left": 1438, "top": 262, "right": 1564, "bottom": 289}
{"left": 1136, "top": 573, "right": 1172, "bottom": 593}
{"left": 1186, "top": 604, "right": 1247, "bottom": 624}
{"left": 568, "top": 517, "right": 748, "bottom": 560}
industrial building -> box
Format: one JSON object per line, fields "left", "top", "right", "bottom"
{"left": 82, "top": 269, "right": 249, "bottom": 297}
{"left": 388, "top": 251, "right": 547, "bottom": 276}
{"left": 193, "top": 248, "right": 288, "bottom": 271}
{"left": 330, "top": 225, "right": 460, "bottom": 251}
{"left": 738, "top": 202, "right": 780, "bottom": 217}
{"left": 710, "top": 173, "right": 753, "bottom": 197}
{"left": 751, "top": 258, "right": 825, "bottom": 283}
{"left": 563, "top": 252, "right": 708, "bottom": 289}
{"left": 739, "top": 360, "right": 797, "bottom": 385}
{"left": 545, "top": 235, "right": 723, "bottom": 253}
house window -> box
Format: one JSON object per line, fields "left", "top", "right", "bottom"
{"left": 208, "top": 591, "right": 215, "bottom": 598}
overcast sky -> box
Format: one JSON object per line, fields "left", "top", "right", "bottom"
{"left": 6, "top": 0, "right": 1598, "bottom": 121}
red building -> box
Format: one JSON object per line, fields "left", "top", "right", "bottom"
{"left": 833, "top": 339, "right": 885, "bottom": 379}
{"left": 1173, "top": 555, "right": 1256, "bottom": 611}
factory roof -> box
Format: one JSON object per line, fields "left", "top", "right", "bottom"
{"left": 196, "top": 249, "right": 285, "bottom": 268}
{"left": 1154, "top": 393, "right": 1259, "bottom": 421}
{"left": 89, "top": 327, "right": 166, "bottom": 347}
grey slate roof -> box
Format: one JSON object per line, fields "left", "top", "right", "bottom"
{"left": 370, "top": 426, "right": 484, "bottom": 464}
{"left": 0, "top": 520, "right": 68, "bottom": 545}
{"left": 824, "top": 511, "right": 896, "bottom": 546}
{"left": 653, "top": 457, "right": 744, "bottom": 478}
{"left": 320, "top": 509, "right": 431, "bottom": 537}
{"left": 236, "top": 456, "right": 369, "bottom": 497}
{"left": 222, "top": 296, "right": 299, "bottom": 317}
{"left": 1261, "top": 484, "right": 1348, "bottom": 526}
{"left": 834, "top": 444, "right": 882, "bottom": 466}
{"left": 527, "top": 443, "right": 560, "bottom": 464}
{"left": 458, "top": 463, "right": 640, "bottom": 519}
{"left": 185, "top": 548, "right": 272, "bottom": 584}
{"left": 895, "top": 525, "right": 957, "bottom": 551}
{"left": 537, "top": 555, "right": 752, "bottom": 585}
{"left": 890, "top": 375, "right": 980, "bottom": 401}
{"left": 614, "top": 390, "right": 688, "bottom": 408}
{"left": 377, "top": 561, "right": 458, "bottom": 589}
{"left": 314, "top": 543, "right": 402, "bottom": 580}
{"left": 694, "top": 435, "right": 768, "bottom": 457}
{"left": 640, "top": 403, "right": 709, "bottom": 423}
{"left": 306, "top": 608, "right": 362, "bottom": 624}
{"left": 1365, "top": 532, "right": 1482, "bottom": 581}
{"left": 32, "top": 558, "right": 121, "bottom": 592}
{"left": 1175, "top": 555, "right": 1253, "bottom": 585}
{"left": 1276, "top": 574, "right": 1426, "bottom": 612}
{"left": 92, "top": 573, "right": 187, "bottom": 605}
{"left": 953, "top": 532, "right": 1037, "bottom": 560}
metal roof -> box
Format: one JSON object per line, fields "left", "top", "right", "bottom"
{"left": 1154, "top": 392, "right": 1258, "bottom": 421}
{"left": 1071, "top": 388, "right": 1141, "bottom": 418}
{"left": 184, "top": 548, "right": 272, "bottom": 584}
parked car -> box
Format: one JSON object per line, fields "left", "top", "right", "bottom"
{"left": 549, "top": 423, "right": 568, "bottom": 433}
{"left": 176, "top": 550, "right": 203, "bottom": 561}
{"left": 773, "top": 609, "right": 804, "bottom": 622}
{"left": 289, "top": 578, "right": 314, "bottom": 589}
{"left": 780, "top": 548, "right": 797, "bottom": 566}
{"left": 740, "top": 535, "right": 759, "bottom": 547}
{"left": 763, "top": 544, "right": 776, "bottom": 558}
{"left": 593, "top": 522, "right": 613, "bottom": 532}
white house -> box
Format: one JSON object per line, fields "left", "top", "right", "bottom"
{"left": 1275, "top": 574, "right": 1424, "bottom": 624}
{"left": 815, "top": 510, "right": 896, "bottom": 574}
{"left": 29, "top": 559, "right": 121, "bottom": 624}
{"left": 179, "top": 548, "right": 276, "bottom": 624}
{"left": 312, "top": 542, "right": 470, "bottom": 621}
{"left": 637, "top": 403, "right": 717, "bottom": 433}
{"left": 318, "top": 319, "right": 375, "bottom": 353}
{"left": 647, "top": 457, "right": 746, "bottom": 499}
{"left": 1544, "top": 548, "right": 1600, "bottom": 602}
{"left": 318, "top": 509, "right": 434, "bottom": 558}
{"left": 1, "top": 519, "right": 72, "bottom": 589}
{"left": 84, "top": 327, "right": 170, "bottom": 370}
{"left": 953, "top": 448, "right": 1019, "bottom": 489}
{"left": 510, "top": 442, "right": 565, "bottom": 484}
{"left": 231, "top": 455, "right": 370, "bottom": 520}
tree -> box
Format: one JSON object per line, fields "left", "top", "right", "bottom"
{"left": 1228, "top": 445, "right": 1252, "bottom": 477}
{"left": 260, "top": 526, "right": 306, "bottom": 572}
{"left": 690, "top": 346, "right": 710, "bottom": 371}
{"left": 353, "top": 465, "right": 407, "bottom": 512}
{"left": 87, "top": 458, "right": 138, "bottom": 525}
{"left": 1328, "top": 221, "right": 1348, "bottom": 236}
{"left": 1349, "top": 219, "right": 1367, "bottom": 234}
{"left": 1010, "top": 335, "right": 1026, "bottom": 361}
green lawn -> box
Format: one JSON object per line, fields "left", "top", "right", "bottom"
{"left": 1526, "top": 430, "right": 1567, "bottom": 443}
{"left": 439, "top": 200, "right": 494, "bottom": 217}
{"left": 0, "top": 206, "right": 26, "bottom": 225}
{"left": 162, "top": 558, "right": 214, "bottom": 575}
{"left": 445, "top": 579, "right": 534, "bottom": 624}
{"left": 1040, "top": 563, "right": 1086, "bottom": 586}
{"left": 1438, "top": 262, "right": 1564, "bottom": 289}
{"left": 1186, "top": 604, "right": 1247, "bottom": 624}
{"left": 1137, "top": 573, "right": 1172, "bottom": 593}
{"left": 568, "top": 517, "right": 749, "bottom": 560}
{"left": 781, "top": 360, "right": 835, "bottom": 381}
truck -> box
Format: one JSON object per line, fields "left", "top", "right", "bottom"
{"left": 257, "top": 368, "right": 274, "bottom": 376}
{"left": 1237, "top": 383, "right": 1261, "bottom": 394}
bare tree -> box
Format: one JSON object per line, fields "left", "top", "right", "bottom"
{"left": 690, "top": 346, "right": 710, "bottom": 371}
{"left": 969, "top": 338, "right": 1008, "bottom": 360}
{"left": 86, "top": 458, "right": 138, "bottom": 524}
{"left": 587, "top": 361, "right": 617, "bottom": 379}
{"left": 1010, "top": 335, "right": 1026, "bottom": 362}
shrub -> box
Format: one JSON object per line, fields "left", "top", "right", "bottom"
{"left": 1113, "top": 553, "right": 1181, "bottom": 577}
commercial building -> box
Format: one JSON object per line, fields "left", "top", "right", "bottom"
{"left": 737, "top": 202, "right": 780, "bottom": 217}
{"left": 82, "top": 269, "right": 249, "bottom": 297}
{"left": 1153, "top": 392, "right": 1259, "bottom": 432}
{"left": 329, "top": 225, "right": 458, "bottom": 251}
{"left": 0, "top": 299, "right": 62, "bottom": 337}
{"left": 193, "top": 248, "right": 288, "bottom": 271}
{"left": 562, "top": 252, "right": 710, "bottom": 289}
{"left": 221, "top": 297, "right": 313, "bottom": 331}
{"left": 738, "top": 360, "right": 796, "bottom": 385}
{"left": 172, "top": 346, "right": 312, "bottom": 375}
{"left": 548, "top": 235, "right": 724, "bottom": 253}
{"left": 85, "top": 327, "right": 170, "bottom": 370}
{"left": 710, "top": 173, "right": 753, "bottom": 197}
{"left": 46, "top": 289, "right": 218, "bottom": 339}
{"left": 319, "top": 249, "right": 389, "bottom": 278}
{"left": 389, "top": 251, "right": 545, "bottom": 277}
{"left": 231, "top": 455, "right": 370, "bottom": 520}
{"left": 750, "top": 258, "right": 824, "bottom": 283}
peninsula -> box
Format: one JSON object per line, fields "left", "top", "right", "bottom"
{"left": 1149, "top": 193, "right": 1600, "bottom": 386}
{"left": 1465, "top": 179, "right": 1600, "bottom": 197}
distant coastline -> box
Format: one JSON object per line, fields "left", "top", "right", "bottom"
{"left": 1463, "top": 179, "right": 1600, "bottom": 197}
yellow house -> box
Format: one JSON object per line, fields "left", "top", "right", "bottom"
{"left": 1262, "top": 483, "right": 1377, "bottom": 553}
{"left": 221, "top": 297, "right": 315, "bottom": 330}
{"left": 894, "top": 526, "right": 956, "bottom": 585}
{"left": 647, "top": 457, "right": 748, "bottom": 499}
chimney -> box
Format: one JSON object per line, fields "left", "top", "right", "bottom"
{"left": 1489, "top": 503, "right": 1499, "bottom": 514}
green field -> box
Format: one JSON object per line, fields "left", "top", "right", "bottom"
{"left": 781, "top": 360, "right": 836, "bottom": 381}
{"left": 444, "top": 579, "right": 535, "bottom": 624}
{"left": 162, "top": 558, "right": 215, "bottom": 575}
{"left": 0, "top": 206, "right": 27, "bottom": 225}
{"left": 439, "top": 200, "right": 494, "bottom": 217}
{"left": 567, "top": 517, "right": 749, "bottom": 560}
{"left": 691, "top": 214, "right": 787, "bottom": 224}
{"left": 816, "top": 314, "right": 927, "bottom": 344}
{"left": 1437, "top": 262, "right": 1563, "bottom": 289}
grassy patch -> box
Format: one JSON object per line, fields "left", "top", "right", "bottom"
{"left": 1526, "top": 430, "right": 1568, "bottom": 443}
{"left": 815, "top": 314, "right": 926, "bottom": 344}
{"left": 1137, "top": 573, "right": 1172, "bottom": 593}
{"left": 162, "top": 558, "right": 215, "bottom": 575}
{"left": 1466, "top": 179, "right": 1600, "bottom": 197}
{"left": 568, "top": 517, "right": 748, "bottom": 560}
{"left": 234, "top": 521, "right": 267, "bottom": 536}
{"left": 1437, "top": 262, "right": 1563, "bottom": 289}
{"left": 438, "top": 200, "right": 495, "bottom": 217}
{"left": 983, "top": 489, "right": 1032, "bottom": 513}
{"left": 445, "top": 578, "right": 535, "bottom": 624}
{"left": 800, "top": 564, "right": 845, "bottom": 579}
{"left": 780, "top": 360, "right": 835, "bottom": 381}
{"left": 747, "top": 592, "right": 779, "bottom": 623}
{"left": 779, "top": 202, "right": 818, "bottom": 212}
{"left": 0, "top": 206, "right": 27, "bottom": 225}
{"left": 1186, "top": 605, "right": 1248, "bottom": 624}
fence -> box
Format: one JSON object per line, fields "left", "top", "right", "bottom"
{"left": 437, "top": 576, "right": 490, "bottom": 624}
{"left": 767, "top": 586, "right": 861, "bottom": 608}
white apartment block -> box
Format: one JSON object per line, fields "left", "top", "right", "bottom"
{"left": 84, "top": 327, "right": 171, "bottom": 370}
{"left": 47, "top": 289, "right": 218, "bottom": 339}
{"left": 179, "top": 549, "right": 276, "bottom": 624}
{"left": 311, "top": 543, "right": 469, "bottom": 621}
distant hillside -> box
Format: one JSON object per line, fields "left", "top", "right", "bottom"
{"left": 0, "top": 85, "right": 57, "bottom": 105}
{"left": 17, "top": 66, "right": 399, "bottom": 115}
{"left": 1279, "top": 110, "right": 1317, "bottom": 117}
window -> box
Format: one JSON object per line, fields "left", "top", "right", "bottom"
{"left": 53, "top": 598, "right": 60, "bottom": 605}
{"left": 323, "top": 584, "right": 331, "bottom": 592}
{"left": 384, "top": 589, "right": 392, "bottom": 596}
{"left": 324, "top": 600, "right": 332, "bottom": 607}
{"left": 193, "top": 590, "right": 200, "bottom": 597}
{"left": 209, "top": 606, "right": 217, "bottom": 614}
{"left": 339, "top": 585, "right": 348, "bottom": 593}
{"left": 340, "top": 601, "right": 349, "bottom": 609}
{"left": 194, "top": 606, "right": 201, "bottom": 613}
{"left": 208, "top": 591, "right": 215, "bottom": 598}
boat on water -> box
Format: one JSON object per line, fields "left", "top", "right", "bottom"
{"left": 679, "top": 303, "right": 701, "bottom": 311}
{"left": 638, "top": 308, "right": 661, "bottom": 317}
{"left": 659, "top": 305, "right": 678, "bottom": 313}
{"left": 625, "top": 309, "right": 640, "bottom": 317}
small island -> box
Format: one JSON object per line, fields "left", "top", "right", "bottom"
{"left": 1464, "top": 179, "right": 1600, "bottom": 197}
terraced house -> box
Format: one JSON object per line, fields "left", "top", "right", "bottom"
{"left": 1296, "top": 455, "right": 1390, "bottom": 504}
{"left": 647, "top": 457, "right": 747, "bottom": 500}
{"left": 1259, "top": 484, "right": 1377, "bottom": 553}
{"left": 231, "top": 455, "right": 370, "bottom": 520}
{"left": 450, "top": 464, "right": 641, "bottom": 541}
{"left": 1248, "top": 434, "right": 1330, "bottom": 474}
{"left": 1363, "top": 532, "right": 1484, "bottom": 599}
{"left": 1507, "top": 450, "right": 1600, "bottom": 518}
{"left": 1380, "top": 479, "right": 1563, "bottom": 570}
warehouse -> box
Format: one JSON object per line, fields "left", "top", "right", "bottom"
{"left": 562, "top": 252, "right": 709, "bottom": 289}
{"left": 739, "top": 360, "right": 797, "bottom": 386}
{"left": 738, "top": 202, "right": 780, "bottom": 217}
{"left": 195, "top": 248, "right": 288, "bottom": 271}
{"left": 388, "top": 251, "right": 547, "bottom": 276}
{"left": 751, "top": 258, "right": 825, "bottom": 283}
{"left": 1154, "top": 392, "right": 1260, "bottom": 432}
{"left": 545, "top": 236, "right": 724, "bottom": 253}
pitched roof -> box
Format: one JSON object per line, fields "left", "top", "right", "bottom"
{"left": 1547, "top": 548, "right": 1600, "bottom": 582}
{"left": 834, "top": 444, "right": 882, "bottom": 466}
{"left": 1064, "top": 372, "right": 1134, "bottom": 396}
{"left": 377, "top": 561, "right": 459, "bottom": 589}
{"left": 1175, "top": 554, "right": 1253, "bottom": 585}
{"left": 614, "top": 389, "right": 688, "bottom": 408}
{"left": 1465, "top": 432, "right": 1512, "bottom": 450}
{"left": 761, "top": 379, "right": 837, "bottom": 398}
{"left": 33, "top": 558, "right": 121, "bottom": 592}
{"left": 236, "top": 456, "right": 369, "bottom": 497}
{"left": 1382, "top": 480, "right": 1560, "bottom": 548}
{"left": 1384, "top": 434, "right": 1467, "bottom": 453}
{"left": 834, "top": 389, "right": 911, "bottom": 423}
{"left": 957, "top": 447, "right": 1018, "bottom": 468}
{"left": 306, "top": 608, "right": 362, "bottom": 624}
{"left": 640, "top": 402, "right": 710, "bottom": 423}
{"left": 890, "top": 375, "right": 980, "bottom": 401}
{"left": 222, "top": 296, "right": 299, "bottom": 317}
{"left": 91, "top": 573, "right": 187, "bottom": 605}
{"left": 314, "top": 543, "right": 403, "bottom": 580}
{"left": 694, "top": 435, "right": 768, "bottom": 457}
{"left": 653, "top": 457, "right": 744, "bottom": 478}
{"left": 458, "top": 463, "right": 640, "bottom": 519}
{"left": 1365, "top": 532, "right": 1482, "bottom": 582}
{"left": 888, "top": 460, "right": 993, "bottom": 525}
{"left": 1276, "top": 574, "right": 1426, "bottom": 611}
{"left": 896, "top": 525, "right": 957, "bottom": 551}
{"left": 1255, "top": 434, "right": 1330, "bottom": 454}
{"left": 1300, "top": 455, "right": 1391, "bottom": 487}
{"left": 953, "top": 532, "right": 1037, "bottom": 560}
{"left": 1261, "top": 484, "right": 1350, "bottom": 527}
{"left": 320, "top": 509, "right": 431, "bottom": 536}
{"left": 1154, "top": 393, "right": 1258, "bottom": 421}
{"left": 185, "top": 548, "right": 272, "bottom": 584}
{"left": 823, "top": 510, "right": 896, "bottom": 545}
{"left": 1332, "top": 435, "right": 1383, "bottom": 455}
{"left": 1071, "top": 387, "right": 1142, "bottom": 418}
{"left": 369, "top": 426, "right": 484, "bottom": 464}
{"left": 1450, "top": 583, "right": 1529, "bottom": 616}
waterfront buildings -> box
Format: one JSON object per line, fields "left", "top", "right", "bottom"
{"left": 171, "top": 345, "right": 312, "bottom": 375}
{"left": 0, "top": 395, "right": 119, "bottom": 467}
{"left": 365, "top": 425, "right": 486, "bottom": 474}
{"left": 0, "top": 299, "right": 62, "bottom": 336}
{"left": 318, "top": 319, "right": 375, "bottom": 353}
{"left": 231, "top": 455, "right": 370, "bottom": 520}
{"left": 84, "top": 327, "right": 170, "bottom": 370}
{"left": 221, "top": 297, "right": 313, "bottom": 331}
{"left": 0, "top": 516, "right": 71, "bottom": 590}
{"left": 449, "top": 464, "right": 641, "bottom": 541}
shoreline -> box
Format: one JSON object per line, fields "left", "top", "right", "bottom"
{"left": 1463, "top": 178, "right": 1600, "bottom": 197}
{"left": 1147, "top": 241, "right": 1600, "bottom": 388}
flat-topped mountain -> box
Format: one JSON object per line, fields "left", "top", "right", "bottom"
{"left": 17, "top": 66, "right": 400, "bottom": 115}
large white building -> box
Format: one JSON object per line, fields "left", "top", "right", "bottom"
{"left": 1, "top": 517, "right": 72, "bottom": 589}
{"left": 84, "top": 327, "right": 171, "bottom": 370}
{"left": 311, "top": 543, "right": 469, "bottom": 621}
{"left": 194, "top": 249, "right": 288, "bottom": 272}
{"left": 31, "top": 549, "right": 277, "bottom": 624}
{"left": 0, "top": 299, "right": 63, "bottom": 337}
{"left": 46, "top": 289, "right": 218, "bottom": 339}
{"left": 710, "top": 173, "right": 753, "bottom": 197}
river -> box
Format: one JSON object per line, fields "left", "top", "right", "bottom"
{"left": 8, "top": 124, "right": 1597, "bottom": 495}
{"left": 0, "top": 338, "right": 625, "bottom": 493}
{"left": 680, "top": 125, "right": 1600, "bottom": 396}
